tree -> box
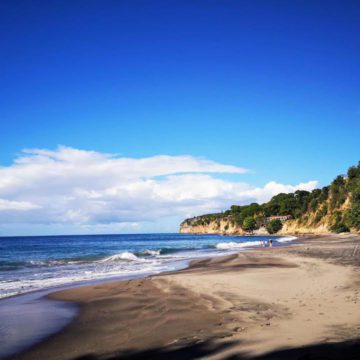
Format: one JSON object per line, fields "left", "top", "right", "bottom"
{"left": 347, "top": 165, "right": 360, "bottom": 180}
{"left": 348, "top": 203, "right": 360, "bottom": 230}
{"left": 351, "top": 185, "right": 360, "bottom": 202}
{"left": 330, "top": 222, "right": 350, "bottom": 233}
{"left": 254, "top": 213, "right": 266, "bottom": 227}
{"left": 266, "top": 219, "right": 283, "bottom": 234}
{"left": 242, "top": 216, "right": 257, "bottom": 232}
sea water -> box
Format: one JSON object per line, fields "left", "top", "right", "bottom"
{"left": 0, "top": 233, "right": 297, "bottom": 358}
{"left": 0, "top": 233, "right": 296, "bottom": 299}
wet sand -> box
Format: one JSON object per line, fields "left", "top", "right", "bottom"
{"left": 12, "top": 234, "right": 360, "bottom": 360}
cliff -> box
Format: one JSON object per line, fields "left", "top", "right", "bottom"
{"left": 180, "top": 217, "right": 246, "bottom": 235}
{"left": 180, "top": 162, "right": 360, "bottom": 236}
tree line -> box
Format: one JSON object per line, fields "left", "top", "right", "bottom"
{"left": 182, "top": 161, "right": 360, "bottom": 234}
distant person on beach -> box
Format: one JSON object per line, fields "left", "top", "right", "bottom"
{"left": 269, "top": 239, "right": 273, "bottom": 247}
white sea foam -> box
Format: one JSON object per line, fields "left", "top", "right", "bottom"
{"left": 99, "top": 252, "right": 141, "bottom": 262}
{"left": 142, "top": 249, "right": 161, "bottom": 256}
{"left": 29, "top": 260, "right": 68, "bottom": 266}
{"left": 0, "top": 257, "right": 174, "bottom": 299}
{"left": 2, "top": 235, "right": 292, "bottom": 300}
{"left": 276, "top": 236, "right": 297, "bottom": 243}
{"left": 216, "top": 240, "right": 263, "bottom": 250}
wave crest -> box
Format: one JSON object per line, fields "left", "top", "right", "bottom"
{"left": 137, "top": 249, "right": 161, "bottom": 257}
{"left": 276, "top": 236, "right": 297, "bottom": 243}
{"left": 215, "top": 240, "right": 263, "bottom": 250}
{"left": 99, "top": 252, "right": 141, "bottom": 262}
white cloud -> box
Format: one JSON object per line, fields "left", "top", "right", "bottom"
{"left": 0, "top": 147, "right": 318, "bottom": 234}
{"left": 0, "top": 199, "right": 40, "bottom": 211}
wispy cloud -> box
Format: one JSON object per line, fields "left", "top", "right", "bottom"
{"left": 0, "top": 147, "right": 318, "bottom": 234}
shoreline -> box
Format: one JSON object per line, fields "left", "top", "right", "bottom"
{"left": 0, "top": 264, "right": 192, "bottom": 360}
{"left": 0, "top": 234, "right": 289, "bottom": 301}
{"left": 0, "top": 234, "right": 297, "bottom": 303}
{"left": 7, "top": 233, "right": 360, "bottom": 359}
{"left": 1, "top": 235, "right": 298, "bottom": 359}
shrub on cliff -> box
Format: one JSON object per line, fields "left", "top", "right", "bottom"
{"left": 181, "top": 161, "right": 360, "bottom": 234}
{"left": 348, "top": 203, "right": 360, "bottom": 230}
{"left": 242, "top": 216, "right": 258, "bottom": 232}
{"left": 266, "top": 219, "right": 283, "bottom": 234}
{"left": 330, "top": 222, "right": 350, "bottom": 233}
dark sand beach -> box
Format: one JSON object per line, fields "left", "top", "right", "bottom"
{"left": 11, "top": 234, "right": 360, "bottom": 360}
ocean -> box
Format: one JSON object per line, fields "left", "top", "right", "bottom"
{"left": 0, "top": 233, "right": 297, "bottom": 359}
{"left": 0, "top": 233, "right": 296, "bottom": 299}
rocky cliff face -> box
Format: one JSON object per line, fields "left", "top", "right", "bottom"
{"left": 179, "top": 196, "right": 353, "bottom": 236}
{"left": 179, "top": 218, "right": 246, "bottom": 235}
{"left": 180, "top": 162, "right": 360, "bottom": 236}
{"left": 179, "top": 217, "right": 332, "bottom": 236}
{"left": 278, "top": 198, "right": 351, "bottom": 235}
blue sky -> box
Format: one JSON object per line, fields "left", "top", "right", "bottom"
{"left": 0, "top": 1, "right": 359, "bottom": 235}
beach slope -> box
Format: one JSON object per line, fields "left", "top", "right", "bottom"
{"left": 13, "top": 234, "right": 360, "bottom": 360}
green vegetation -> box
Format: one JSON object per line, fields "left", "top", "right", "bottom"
{"left": 181, "top": 161, "right": 360, "bottom": 234}
{"left": 266, "top": 219, "right": 283, "bottom": 234}
{"left": 185, "top": 213, "right": 223, "bottom": 227}
{"left": 242, "top": 216, "right": 258, "bottom": 232}
{"left": 329, "top": 222, "right": 350, "bottom": 233}
{"left": 346, "top": 163, "right": 360, "bottom": 231}
{"left": 228, "top": 203, "right": 261, "bottom": 226}
{"left": 348, "top": 203, "right": 360, "bottom": 229}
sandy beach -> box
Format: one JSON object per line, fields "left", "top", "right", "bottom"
{"left": 12, "top": 234, "right": 360, "bottom": 360}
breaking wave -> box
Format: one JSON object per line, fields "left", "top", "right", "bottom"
{"left": 99, "top": 252, "right": 142, "bottom": 262}
{"left": 215, "top": 240, "right": 263, "bottom": 250}
{"left": 141, "top": 249, "right": 161, "bottom": 256}
{"left": 135, "top": 247, "right": 196, "bottom": 257}
{"left": 276, "top": 236, "right": 297, "bottom": 243}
